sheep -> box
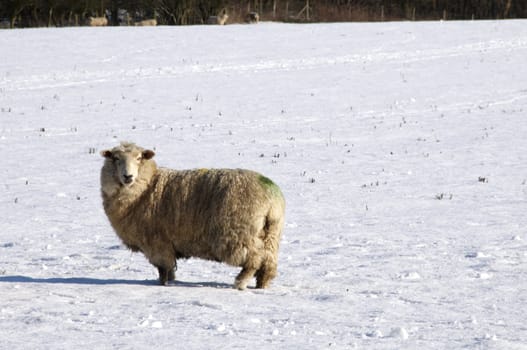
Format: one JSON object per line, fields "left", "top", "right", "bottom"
{"left": 245, "top": 12, "right": 260, "bottom": 24}
{"left": 0, "top": 20, "right": 10, "bottom": 29}
{"left": 134, "top": 19, "right": 157, "bottom": 26}
{"left": 100, "top": 142, "right": 285, "bottom": 290}
{"left": 207, "top": 13, "right": 229, "bottom": 25}
{"left": 88, "top": 16, "right": 108, "bottom": 26}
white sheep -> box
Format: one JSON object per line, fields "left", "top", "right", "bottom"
{"left": 88, "top": 16, "right": 108, "bottom": 26}
{"left": 134, "top": 19, "right": 157, "bottom": 26}
{"left": 100, "top": 142, "right": 285, "bottom": 290}
{"left": 207, "top": 13, "right": 229, "bottom": 25}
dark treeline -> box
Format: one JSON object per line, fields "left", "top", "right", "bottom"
{"left": 1, "top": 0, "right": 525, "bottom": 28}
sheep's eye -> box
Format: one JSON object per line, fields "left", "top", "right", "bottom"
{"left": 136, "top": 156, "right": 142, "bottom": 162}
{"left": 112, "top": 156, "right": 120, "bottom": 162}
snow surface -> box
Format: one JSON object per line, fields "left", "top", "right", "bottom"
{"left": 1, "top": 20, "right": 527, "bottom": 349}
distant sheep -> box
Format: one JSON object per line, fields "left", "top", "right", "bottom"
{"left": 208, "top": 13, "right": 228, "bottom": 25}
{"left": 0, "top": 20, "right": 10, "bottom": 29}
{"left": 88, "top": 16, "right": 108, "bottom": 26}
{"left": 245, "top": 12, "right": 260, "bottom": 23}
{"left": 100, "top": 142, "right": 285, "bottom": 290}
{"left": 134, "top": 19, "right": 157, "bottom": 26}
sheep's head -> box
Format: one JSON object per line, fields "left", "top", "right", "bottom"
{"left": 100, "top": 142, "right": 156, "bottom": 196}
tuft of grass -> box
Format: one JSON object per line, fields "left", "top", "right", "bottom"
{"left": 435, "top": 193, "right": 453, "bottom": 200}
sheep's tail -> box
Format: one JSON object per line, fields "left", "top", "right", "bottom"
{"left": 264, "top": 205, "right": 284, "bottom": 254}
{"left": 260, "top": 176, "right": 285, "bottom": 260}
{"left": 256, "top": 195, "right": 285, "bottom": 288}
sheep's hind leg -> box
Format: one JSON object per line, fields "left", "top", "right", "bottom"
{"left": 255, "top": 259, "right": 277, "bottom": 289}
{"left": 234, "top": 266, "right": 258, "bottom": 290}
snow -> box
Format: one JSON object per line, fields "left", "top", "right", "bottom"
{"left": 1, "top": 20, "right": 527, "bottom": 348}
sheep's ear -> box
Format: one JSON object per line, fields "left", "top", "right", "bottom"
{"left": 101, "top": 150, "right": 113, "bottom": 158}
{"left": 142, "top": 149, "right": 155, "bottom": 160}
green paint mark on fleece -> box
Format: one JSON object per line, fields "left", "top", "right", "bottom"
{"left": 259, "top": 175, "right": 281, "bottom": 195}
{"left": 259, "top": 175, "right": 275, "bottom": 186}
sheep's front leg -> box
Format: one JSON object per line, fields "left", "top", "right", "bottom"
{"left": 157, "top": 266, "right": 175, "bottom": 285}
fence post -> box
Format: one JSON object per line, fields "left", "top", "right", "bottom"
{"left": 48, "top": 8, "right": 53, "bottom": 27}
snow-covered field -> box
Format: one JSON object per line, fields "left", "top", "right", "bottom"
{"left": 1, "top": 20, "right": 527, "bottom": 349}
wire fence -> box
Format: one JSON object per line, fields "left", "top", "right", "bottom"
{"left": 1, "top": 0, "right": 525, "bottom": 28}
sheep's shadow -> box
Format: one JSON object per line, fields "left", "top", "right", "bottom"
{"left": 0, "top": 275, "right": 155, "bottom": 286}
{"left": 0, "top": 275, "right": 233, "bottom": 289}
{"left": 172, "top": 280, "right": 233, "bottom": 289}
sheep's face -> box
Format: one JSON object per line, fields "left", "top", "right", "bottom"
{"left": 101, "top": 143, "right": 155, "bottom": 189}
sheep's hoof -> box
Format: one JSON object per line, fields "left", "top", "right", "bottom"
{"left": 159, "top": 278, "right": 176, "bottom": 286}
{"left": 234, "top": 279, "right": 248, "bottom": 290}
{"left": 255, "top": 281, "right": 270, "bottom": 289}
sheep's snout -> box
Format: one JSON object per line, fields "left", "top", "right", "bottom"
{"left": 116, "top": 158, "right": 140, "bottom": 187}
{"left": 123, "top": 174, "right": 134, "bottom": 184}
{"left": 119, "top": 167, "right": 138, "bottom": 186}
